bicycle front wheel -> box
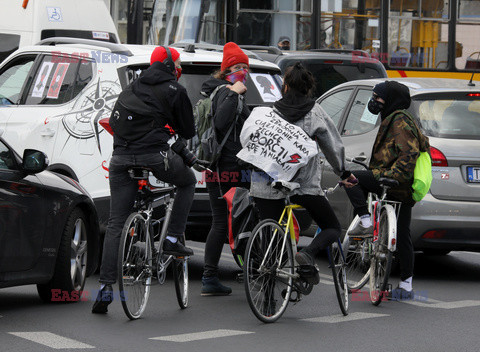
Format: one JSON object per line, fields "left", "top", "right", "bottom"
{"left": 118, "top": 212, "right": 152, "bottom": 320}
{"left": 173, "top": 257, "right": 189, "bottom": 309}
{"left": 369, "top": 206, "right": 395, "bottom": 306}
{"left": 244, "top": 220, "right": 294, "bottom": 323}
{"left": 329, "top": 239, "right": 349, "bottom": 315}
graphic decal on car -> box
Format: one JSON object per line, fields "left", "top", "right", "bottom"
{"left": 58, "top": 79, "right": 121, "bottom": 153}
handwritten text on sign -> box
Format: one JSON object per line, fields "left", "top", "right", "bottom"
{"left": 237, "top": 107, "right": 318, "bottom": 181}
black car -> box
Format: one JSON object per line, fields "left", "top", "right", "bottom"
{"left": 240, "top": 46, "right": 388, "bottom": 98}
{"left": 0, "top": 138, "right": 100, "bottom": 302}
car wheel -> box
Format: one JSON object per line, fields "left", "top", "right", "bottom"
{"left": 37, "top": 208, "right": 88, "bottom": 303}
{"left": 422, "top": 249, "right": 451, "bottom": 256}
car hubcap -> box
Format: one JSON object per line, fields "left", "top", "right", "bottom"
{"left": 71, "top": 218, "right": 87, "bottom": 291}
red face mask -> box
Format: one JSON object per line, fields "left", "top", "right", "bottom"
{"left": 175, "top": 67, "right": 182, "bottom": 80}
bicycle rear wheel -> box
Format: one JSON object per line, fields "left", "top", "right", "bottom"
{"left": 244, "top": 220, "right": 294, "bottom": 323}
{"left": 369, "top": 207, "right": 395, "bottom": 306}
{"left": 328, "top": 239, "right": 349, "bottom": 315}
{"left": 342, "top": 216, "right": 372, "bottom": 291}
{"left": 173, "top": 257, "right": 189, "bottom": 309}
{"left": 118, "top": 212, "right": 152, "bottom": 320}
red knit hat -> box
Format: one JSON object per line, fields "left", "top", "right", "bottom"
{"left": 221, "top": 42, "right": 249, "bottom": 71}
{"left": 150, "top": 46, "right": 180, "bottom": 65}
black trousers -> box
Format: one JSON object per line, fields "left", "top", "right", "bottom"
{"left": 254, "top": 195, "right": 340, "bottom": 258}
{"left": 345, "top": 170, "right": 414, "bottom": 281}
{"left": 203, "top": 170, "right": 250, "bottom": 278}
{"left": 99, "top": 152, "right": 196, "bottom": 284}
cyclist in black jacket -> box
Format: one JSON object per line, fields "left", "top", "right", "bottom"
{"left": 92, "top": 46, "right": 199, "bottom": 314}
{"left": 200, "top": 42, "right": 251, "bottom": 296}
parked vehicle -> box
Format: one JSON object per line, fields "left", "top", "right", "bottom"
{"left": 0, "top": 137, "right": 99, "bottom": 302}
{"left": 316, "top": 77, "right": 480, "bottom": 254}
{"left": 0, "top": 38, "right": 283, "bottom": 240}
{"left": 240, "top": 46, "right": 388, "bottom": 98}
{"left": 0, "top": 0, "right": 119, "bottom": 63}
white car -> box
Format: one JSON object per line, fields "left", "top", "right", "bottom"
{"left": 0, "top": 38, "right": 283, "bottom": 234}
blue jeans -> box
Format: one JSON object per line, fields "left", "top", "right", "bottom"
{"left": 99, "top": 151, "right": 196, "bottom": 284}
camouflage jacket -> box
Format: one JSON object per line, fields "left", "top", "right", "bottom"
{"left": 369, "top": 109, "right": 430, "bottom": 205}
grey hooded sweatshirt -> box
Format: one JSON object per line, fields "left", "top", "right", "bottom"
{"left": 250, "top": 93, "right": 348, "bottom": 199}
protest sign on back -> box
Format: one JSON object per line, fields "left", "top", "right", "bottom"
{"left": 237, "top": 107, "right": 318, "bottom": 182}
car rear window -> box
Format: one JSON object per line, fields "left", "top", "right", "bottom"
{"left": 411, "top": 98, "right": 480, "bottom": 140}
{"left": 277, "top": 59, "right": 385, "bottom": 98}
{"left": 180, "top": 65, "right": 282, "bottom": 107}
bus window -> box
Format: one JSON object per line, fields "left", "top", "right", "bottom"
{"left": 456, "top": 0, "right": 480, "bottom": 70}
{"left": 320, "top": 0, "right": 381, "bottom": 52}
{"left": 388, "top": 0, "right": 450, "bottom": 70}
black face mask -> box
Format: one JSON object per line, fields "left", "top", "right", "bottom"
{"left": 368, "top": 97, "right": 384, "bottom": 115}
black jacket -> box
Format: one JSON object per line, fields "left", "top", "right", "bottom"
{"left": 113, "top": 61, "right": 195, "bottom": 155}
{"left": 201, "top": 77, "right": 250, "bottom": 171}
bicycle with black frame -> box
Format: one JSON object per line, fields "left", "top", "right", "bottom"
{"left": 117, "top": 167, "right": 188, "bottom": 320}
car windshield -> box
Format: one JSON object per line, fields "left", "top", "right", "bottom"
{"left": 411, "top": 98, "right": 480, "bottom": 140}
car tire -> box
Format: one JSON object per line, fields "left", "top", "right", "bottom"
{"left": 422, "top": 249, "right": 451, "bottom": 256}
{"left": 37, "top": 208, "right": 88, "bottom": 303}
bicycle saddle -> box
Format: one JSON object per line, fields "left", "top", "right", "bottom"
{"left": 378, "top": 177, "right": 399, "bottom": 188}
{"left": 128, "top": 167, "right": 152, "bottom": 180}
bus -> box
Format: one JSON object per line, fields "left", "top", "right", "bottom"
{"left": 146, "top": 0, "right": 480, "bottom": 80}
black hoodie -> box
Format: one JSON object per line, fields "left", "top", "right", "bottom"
{"left": 273, "top": 91, "right": 316, "bottom": 123}
{"left": 201, "top": 77, "right": 250, "bottom": 171}
{"left": 113, "top": 61, "right": 195, "bottom": 155}
{"left": 380, "top": 81, "right": 411, "bottom": 120}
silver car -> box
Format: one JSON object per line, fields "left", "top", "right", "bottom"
{"left": 316, "top": 77, "right": 480, "bottom": 255}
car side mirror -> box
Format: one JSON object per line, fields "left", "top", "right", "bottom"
{"left": 22, "top": 149, "right": 49, "bottom": 174}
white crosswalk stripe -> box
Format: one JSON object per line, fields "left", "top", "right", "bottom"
{"left": 150, "top": 329, "right": 254, "bottom": 342}
{"left": 8, "top": 332, "right": 94, "bottom": 349}
{"left": 403, "top": 299, "right": 480, "bottom": 309}
{"left": 301, "top": 312, "right": 389, "bottom": 324}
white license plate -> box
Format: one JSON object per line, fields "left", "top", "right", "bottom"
{"left": 467, "top": 166, "right": 480, "bottom": 183}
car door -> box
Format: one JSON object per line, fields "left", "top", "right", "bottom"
{"left": 316, "top": 88, "right": 355, "bottom": 228}
{"left": 3, "top": 53, "right": 89, "bottom": 161}
{"left": 334, "top": 87, "right": 380, "bottom": 231}
{"left": 0, "top": 54, "right": 37, "bottom": 140}
{"left": 0, "top": 139, "right": 46, "bottom": 273}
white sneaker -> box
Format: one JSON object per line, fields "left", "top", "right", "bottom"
{"left": 348, "top": 222, "right": 373, "bottom": 238}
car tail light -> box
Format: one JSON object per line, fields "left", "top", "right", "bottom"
{"left": 99, "top": 117, "right": 114, "bottom": 135}
{"left": 422, "top": 230, "right": 446, "bottom": 239}
{"left": 430, "top": 147, "right": 448, "bottom": 167}
{"left": 467, "top": 93, "right": 480, "bottom": 97}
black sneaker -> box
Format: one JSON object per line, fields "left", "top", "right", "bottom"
{"left": 163, "top": 239, "right": 194, "bottom": 256}
{"left": 295, "top": 251, "right": 320, "bottom": 285}
{"left": 92, "top": 284, "right": 113, "bottom": 314}
{"left": 201, "top": 277, "right": 232, "bottom": 296}
{"left": 387, "top": 286, "right": 415, "bottom": 301}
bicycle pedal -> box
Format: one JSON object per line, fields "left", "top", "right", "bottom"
{"left": 235, "top": 272, "right": 244, "bottom": 283}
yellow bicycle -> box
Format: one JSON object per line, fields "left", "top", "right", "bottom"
{"left": 243, "top": 190, "right": 348, "bottom": 323}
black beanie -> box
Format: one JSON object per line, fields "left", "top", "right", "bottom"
{"left": 373, "top": 82, "right": 388, "bottom": 100}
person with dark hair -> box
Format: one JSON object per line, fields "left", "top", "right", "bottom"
{"left": 247, "top": 62, "right": 357, "bottom": 284}
{"left": 345, "top": 80, "right": 430, "bottom": 300}
{"left": 92, "top": 46, "right": 200, "bottom": 314}
{"left": 200, "top": 42, "right": 252, "bottom": 296}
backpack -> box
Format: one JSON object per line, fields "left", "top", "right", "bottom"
{"left": 109, "top": 85, "right": 159, "bottom": 141}
{"left": 412, "top": 151, "right": 432, "bottom": 202}
{"left": 191, "top": 84, "right": 241, "bottom": 171}
{"left": 403, "top": 110, "right": 432, "bottom": 202}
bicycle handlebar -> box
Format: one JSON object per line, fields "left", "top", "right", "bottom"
{"left": 346, "top": 157, "right": 369, "bottom": 170}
